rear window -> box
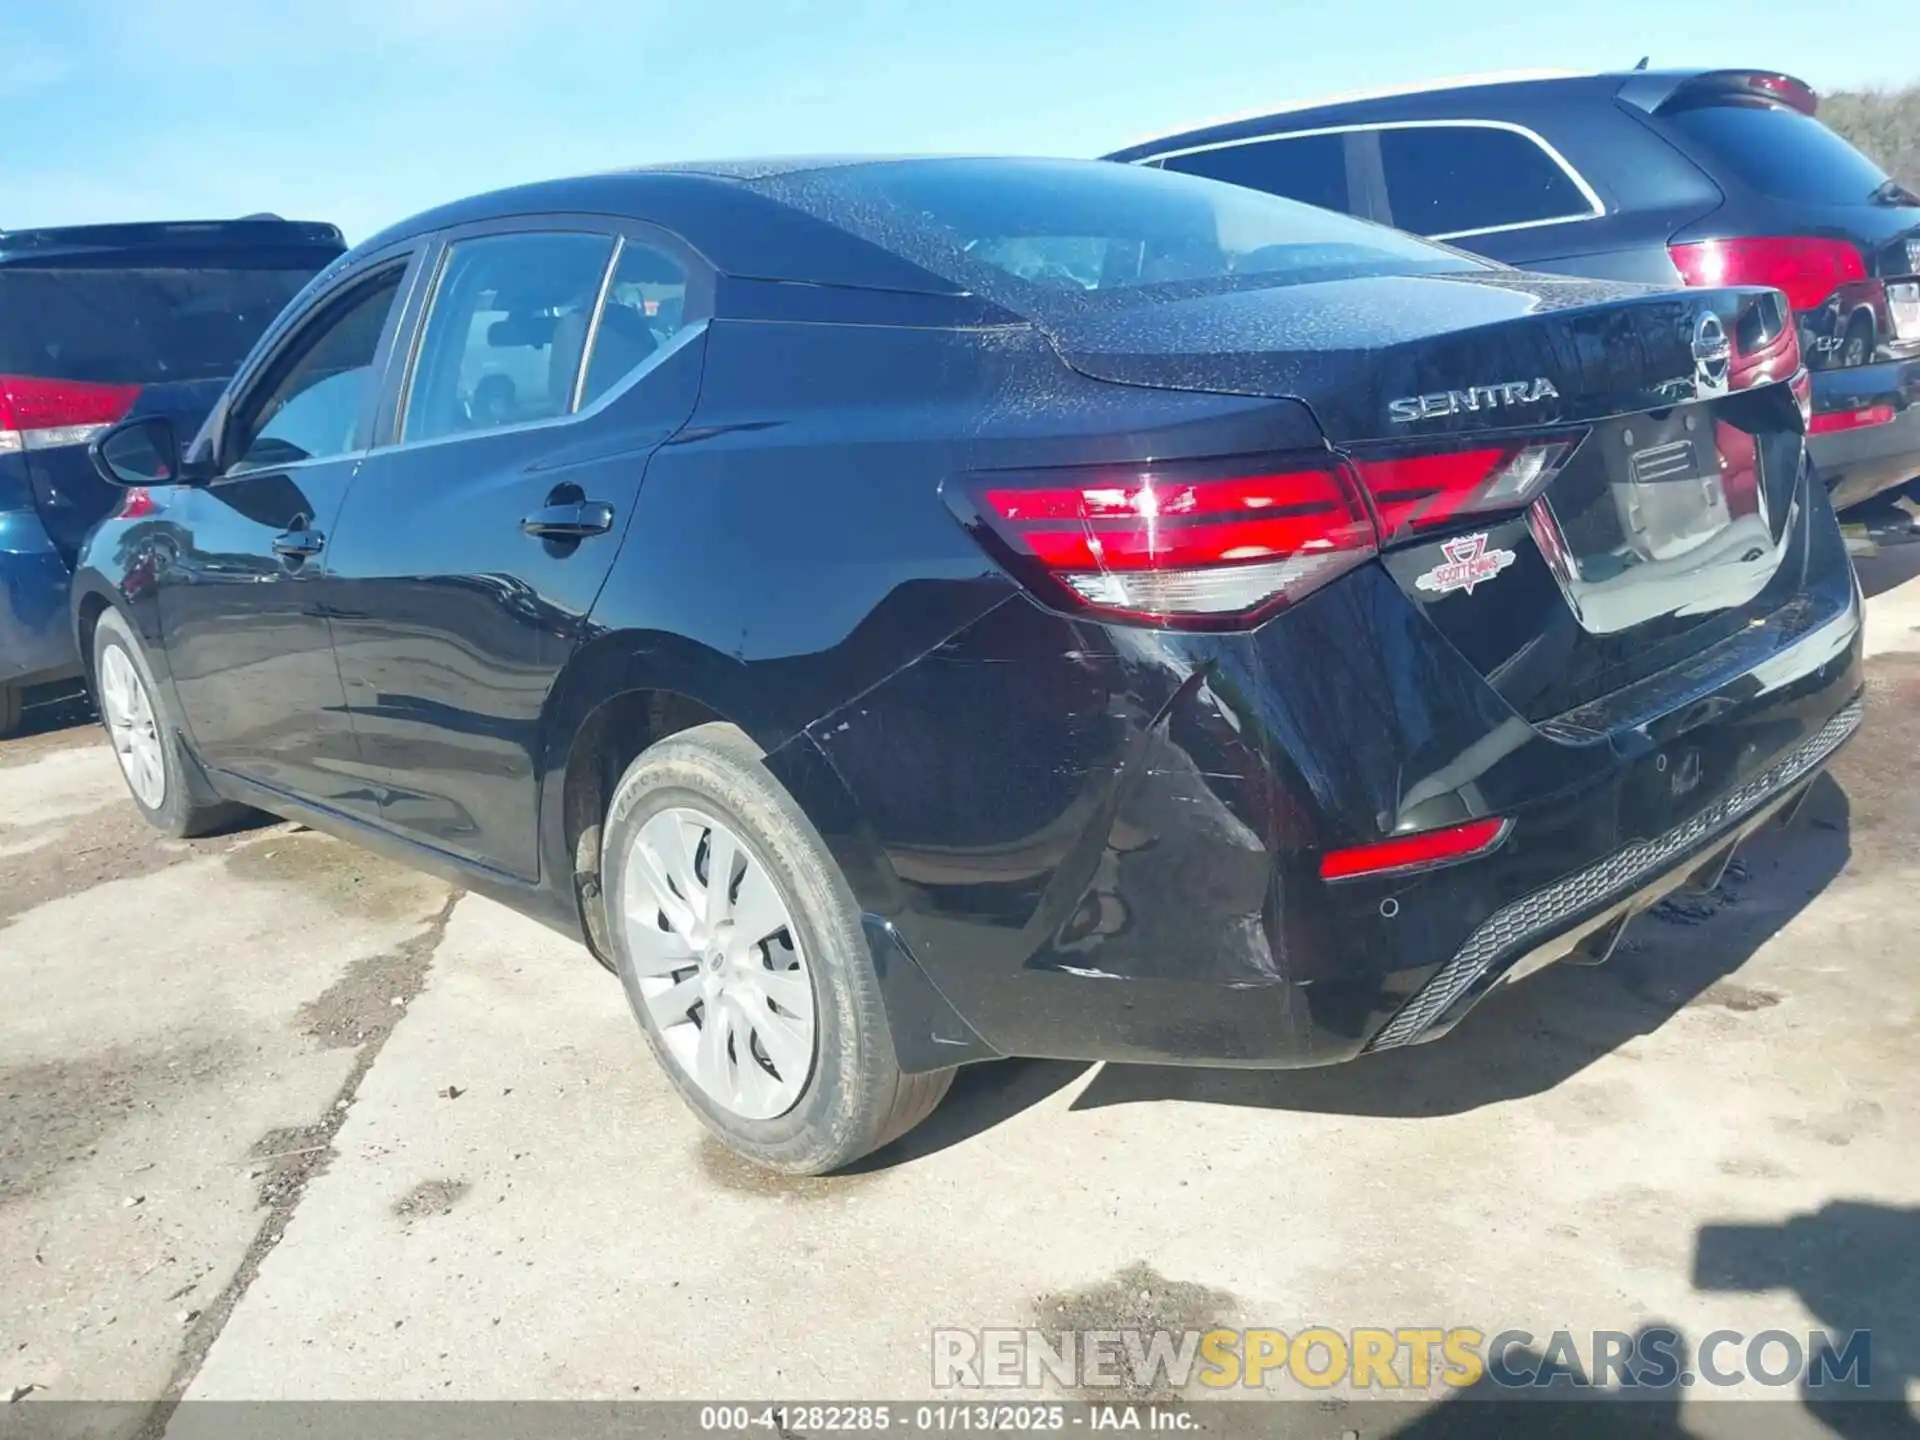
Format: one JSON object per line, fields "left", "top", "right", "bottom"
{"left": 752, "top": 157, "right": 1486, "bottom": 311}
{"left": 1661, "top": 102, "right": 1891, "bottom": 205}
{"left": 1157, "top": 134, "right": 1353, "bottom": 214}
{"left": 0, "top": 263, "right": 325, "bottom": 386}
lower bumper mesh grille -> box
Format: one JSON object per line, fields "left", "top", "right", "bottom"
{"left": 1365, "top": 698, "right": 1864, "bottom": 1053}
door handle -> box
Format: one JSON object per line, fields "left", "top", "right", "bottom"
{"left": 520, "top": 500, "right": 615, "bottom": 540}
{"left": 272, "top": 525, "right": 325, "bottom": 559}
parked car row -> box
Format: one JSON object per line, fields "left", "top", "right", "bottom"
{"left": 7, "top": 67, "right": 1912, "bottom": 742}
{"left": 1109, "top": 67, "right": 1920, "bottom": 511}
{"left": 66, "top": 119, "right": 1862, "bottom": 1173}
{"left": 1, "top": 218, "right": 344, "bottom": 733}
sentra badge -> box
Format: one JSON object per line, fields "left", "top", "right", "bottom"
{"left": 1389, "top": 378, "right": 1559, "bottom": 423}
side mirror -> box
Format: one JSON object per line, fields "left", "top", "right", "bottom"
{"left": 90, "top": 415, "right": 186, "bottom": 489}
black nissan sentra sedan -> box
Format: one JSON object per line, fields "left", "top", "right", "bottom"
{"left": 75, "top": 157, "right": 1863, "bottom": 1172}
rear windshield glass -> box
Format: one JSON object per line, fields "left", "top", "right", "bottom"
{"left": 1662, "top": 102, "right": 1892, "bottom": 205}
{"left": 0, "top": 263, "right": 326, "bottom": 385}
{"left": 751, "top": 158, "right": 1487, "bottom": 312}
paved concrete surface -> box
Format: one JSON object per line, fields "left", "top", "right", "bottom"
{"left": 3, "top": 545, "right": 1917, "bottom": 1436}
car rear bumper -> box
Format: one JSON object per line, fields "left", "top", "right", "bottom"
{"left": 1366, "top": 690, "right": 1860, "bottom": 1051}
{"left": 1808, "top": 357, "right": 1920, "bottom": 509}
{"left": 0, "top": 508, "right": 80, "bottom": 689}
{"left": 806, "top": 476, "right": 1865, "bottom": 1072}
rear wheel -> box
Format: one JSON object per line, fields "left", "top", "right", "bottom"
{"left": 0, "top": 684, "right": 20, "bottom": 740}
{"left": 1839, "top": 313, "right": 1874, "bottom": 369}
{"left": 92, "top": 609, "right": 250, "bottom": 838}
{"left": 601, "top": 722, "right": 952, "bottom": 1173}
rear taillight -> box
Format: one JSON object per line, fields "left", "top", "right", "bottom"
{"left": 954, "top": 452, "right": 1377, "bottom": 627}
{"left": 1667, "top": 237, "right": 1866, "bottom": 315}
{"left": 1345, "top": 439, "right": 1577, "bottom": 544}
{"left": 1320, "top": 816, "right": 1511, "bottom": 882}
{"left": 1808, "top": 402, "right": 1897, "bottom": 435}
{"left": 1743, "top": 73, "right": 1819, "bottom": 115}
{"left": 0, "top": 374, "right": 141, "bottom": 454}
{"left": 952, "top": 439, "right": 1584, "bottom": 628}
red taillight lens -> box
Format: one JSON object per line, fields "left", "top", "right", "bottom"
{"left": 956, "top": 440, "right": 1583, "bottom": 628}
{"left": 1668, "top": 237, "right": 1866, "bottom": 314}
{"left": 1320, "top": 816, "right": 1510, "bottom": 882}
{"left": 1744, "top": 73, "right": 1819, "bottom": 115}
{"left": 1808, "top": 402, "right": 1897, "bottom": 435}
{"left": 956, "top": 453, "right": 1377, "bottom": 626}
{"left": 1346, "top": 439, "right": 1577, "bottom": 544}
{"left": 0, "top": 374, "right": 141, "bottom": 454}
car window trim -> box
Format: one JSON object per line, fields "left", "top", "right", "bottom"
{"left": 375, "top": 321, "right": 710, "bottom": 459}
{"left": 567, "top": 236, "right": 627, "bottom": 413}
{"left": 1134, "top": 118, "right": 1606, "bottom": 241}
{"left": 369, "top": 213, "right": 714, "bottom": 456}
{"left": 220, "top": 251, "right": 423, "bottom": 478}
{"left": 1344, "top": 128, "right": 1391, "bottom": 225}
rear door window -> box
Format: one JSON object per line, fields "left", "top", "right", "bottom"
{"left": 0, "top": 265, "right": 325, "bottom": 385}
{"left": 1156, "top": 133, "right": 1353, "bottom": 214}
{"left": 1660, "top": 103, "right": 1891, "bottom": 205}
{"left": 403, "top": 232, "right": 616, "bottom": 443}
{"left": 1376, "top": 125, "right": 1595, "bottom": 238}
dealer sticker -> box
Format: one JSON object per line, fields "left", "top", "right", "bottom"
{"left": 1415, "top": 532, "right": 1516, "bottom": 597}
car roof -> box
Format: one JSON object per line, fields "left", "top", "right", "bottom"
{"left": 346, "top": 158, "right": 1078, "bottom": 297}
{"left": 0, "top": 217, "right": 345, "bottom": 266}
{"left": 1106, "top": 67, "right": 1729, "bottom": 159}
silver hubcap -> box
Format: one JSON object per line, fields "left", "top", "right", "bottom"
{"left": 619, "top": 807, "right": 816, "bottom": 1120}
{"left": 100, "top": 644, "right": 166, "bottom": 811}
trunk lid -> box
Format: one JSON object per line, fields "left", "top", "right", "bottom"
{"left": 1048, "top": 271, "right": 1811, "bottom": 719}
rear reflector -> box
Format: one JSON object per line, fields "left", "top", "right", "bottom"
{"left": 1668, "top": 237, "right": 1866, "bottom": 315}
{"left": 1808, "top": 402, "right": 1897, "bottom": 435}
{"left": 1346, "top": 439, "right": 1577, "bottom": 544}
{"left": 1320, "top": 816, "right": 1510, "bottom": 882}
{"left": 0, "top": 374, "right": 140, "bottom": 454}
{"left": 956, "top": 453, "right": 1378, "bottom": 627}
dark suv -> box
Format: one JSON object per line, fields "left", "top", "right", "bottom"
{"left": 1, "top": 217, "right": 343, "bottom": 734}
{"left": 1108, "top": 68, "right": 1920, "bottom": 512}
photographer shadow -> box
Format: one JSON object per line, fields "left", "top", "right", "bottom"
{"left": 1070, "top": 774, "right": 1852, "bottom": 1121}
{"left": 1696, "top": 1200, "right": 1920, "bottom": 1437}
{"left": 1384, "top": 1325, "right": 1691, "bottom": 1438}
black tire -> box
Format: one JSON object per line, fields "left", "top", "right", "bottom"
{"left": 601, "top": 721, "right": 953, "bottom": 1174}
{"left": 0, "top": 683, "right": 21, "bottom": 740}
{"left": 91, "top": 608, "right": 251, "bottom": 839}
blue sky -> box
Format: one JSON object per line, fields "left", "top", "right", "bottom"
{"left": 3, "top": 0, "right": 1909, "bottom": 243}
